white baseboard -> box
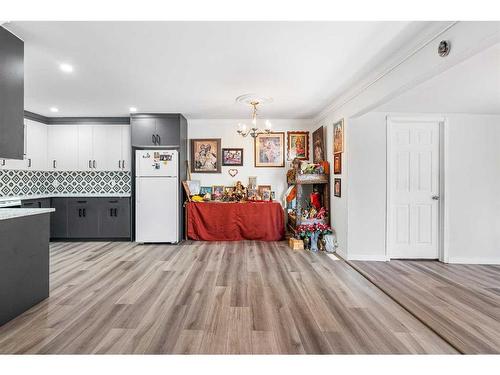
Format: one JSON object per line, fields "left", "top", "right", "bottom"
{"left": 347, "top": 254, "right": 388, "bottom": 262}
{"left": 446, "top": 257, "right": 500, "bottom": 265}
{"left": 335, "top": 248, "right": 347, "bottom": 260}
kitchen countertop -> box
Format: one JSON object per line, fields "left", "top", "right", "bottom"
{"left": 0, "top": 193, "right": 132, "bottom": 203}
{"left": 0, "top": 208, "right": 55, "bottom": 221}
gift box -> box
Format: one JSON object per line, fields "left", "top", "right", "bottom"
{"left": 288, "top": 237, "right": 304, "bottom": 250}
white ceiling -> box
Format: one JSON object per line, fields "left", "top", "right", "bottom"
{"left": 378, "top": 42, "right": 500, "bottom": 114}
{"left": 4, "top": 21, "right": 422, "bottom": 118}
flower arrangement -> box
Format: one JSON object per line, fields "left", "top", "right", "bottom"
{"left": 296, "top": 223, "right": 333, "bottom": 252}
{"left": 296, "top": 223, "right": 332, "bottom": 238}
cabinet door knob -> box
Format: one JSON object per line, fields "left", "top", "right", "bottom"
{"left": 53, "top": 160, "right": 57, "bottom": 169}
{"left": 93, "top": 160, "right": 96, "bottom": 169}
{"left": 152, "top": 134, "right": 156, "bottom": 144}
{"left": 122, "top": 160, "right": 125, "bottom": 169}
{"left": 118, "top": 160, "right": 121, "bottom": 169}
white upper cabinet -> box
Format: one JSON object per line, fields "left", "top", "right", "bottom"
{"left": 120, "top": 125, "right": 131, "bottom": 171}
{"left": 25, "top": 119, "right": 48, "bottom": 170}
{"left": 47, "top": 125, "right": 79, "bottom": 171}
{"left": 77, "top": 125, "right": 94, "bottom": 171}
{"left": 3, "top": 122, "right": 131, "bottom": 172}
{"left": 93, "top": 125, "right": 123, "bottom": 171}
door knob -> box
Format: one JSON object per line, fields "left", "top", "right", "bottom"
{"left": 432, "top": 195, "right": 440, "bottom": 200}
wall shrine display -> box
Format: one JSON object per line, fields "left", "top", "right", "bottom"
{"left": 287, "top": 131, "right": 309, "bottom": 161}
{"left": 184, "top": 179, "right": 273, "bottom": 203}
{"left": 191, "top": 138, "right": 222, "bottom": 173}
{"left": 222, "top": 148, "right": 244, "bottom": 166}
{"left": 333, "top": 119, "right": 344, "bottom": 154}
{"left": 312, "top": 126, "right": 325, "bottom": 163}
{"left": 334, "top": 178, "right": 341, "bottom": 197}
{"left": 254, "top": 132, "right": 285, "bottom": 167}
{"left": 334, "top": 153, "right": 342, "bottom": 174}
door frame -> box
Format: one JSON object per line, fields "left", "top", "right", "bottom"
{"left": 385, "top": 115, "right": 448, "bottom": 262}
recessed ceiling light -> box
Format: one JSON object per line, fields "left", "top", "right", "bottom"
{"left": 50, "top": 107, "right": 59, "bottom": 113}
{"left": 129, "top": 107, "right": 138, "bottom": 113}
{"left": 59, "top": 63, "right": 74, "bottom": 73}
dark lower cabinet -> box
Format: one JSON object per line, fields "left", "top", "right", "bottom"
{"left": 67, "top": 199, "right": 100, "bottom": 238}
{"left": 46, "top": 197, "right": 131, "bottom": 240}
{"left": 98, "top": 198, "right": 131, "bottom": 238}
{"left": 50, "top": 198, "right": 68, "bottom": 238}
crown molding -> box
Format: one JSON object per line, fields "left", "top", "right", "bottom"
{"left": 24, "top": 111, "right": 130, "bottom": 125}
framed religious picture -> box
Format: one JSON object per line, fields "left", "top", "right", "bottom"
{"left": 247, "top": 189, "right": 257, "bottom": 200}
{"left": 222, "top": 148, "right": 244, "bottom": 166}
{"left": 334, "top": 153, "right": 342, "bottom": 174}
{"left": 199, "top": 186, "right": 213, "bottom": 196}
{"left": 258, "top": 185, "right": 271, "bottom": 198}
{"left": 254, "top": 132, "right": 285, "bottom": 167}
{"left": 334, "top": 178, "right": 341, "bottom": 197}
{"left": 312, "top": 126, "right": 325, "bottom": 163}
{"left": 287, "top": 131, "right": 309, "bottom": 160}
{"left": 191, "top": 138, "right": 222, "bottom": 173}
{"left": 333, "top": 119, "right": 344, "bottom": 154}
{"left": 212, "top": 185, "right": 224, "bottom": 200}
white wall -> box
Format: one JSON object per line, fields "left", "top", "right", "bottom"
{"left": 346, "top": 112, "right": 500, "bottom": 264}
{"left": 444, "top": 114, "right": 500, "bottom": 264}
{"left": 187, "top": 119, "right": 313, "bottom": 202}
{"left": 347, "top": 112, "right": 387, "bottom": 260}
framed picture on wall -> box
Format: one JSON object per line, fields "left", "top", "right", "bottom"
{"left": 334, "top": 178, "right": 341, "bottom": 197}
{"left": 334, "top": 153, "right": 342, "bottom": 174}
{"left": 333, "top": 119, "right": 344, "bottom": 154}
{"left": 287, "top": 131, "right": 309, "bottom": 160}
{"left": 254, "top": 132, "right": 285, "bottom": 167}
{"left": 312, "top": 126, "right": 325, "bottom": 163}
{"left": 191, "top": 138, "right": 221, "bottom": 173}
{"left": 222, "top": 148, "right": 243, "bottom": 166}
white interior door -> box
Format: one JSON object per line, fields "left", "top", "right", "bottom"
{"left": 387, "top": 118, "right": 440, "bottom": 259}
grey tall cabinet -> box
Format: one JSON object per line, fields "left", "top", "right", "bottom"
{"left": 0, "top": 26, "right": 24, "bottom": 159}
{"left": 130, "top": 113, "right": 188, "bottom": 241}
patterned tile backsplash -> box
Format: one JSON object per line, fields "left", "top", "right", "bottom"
{"left": 0, "top": 170, "right": 131, "bottom": 197}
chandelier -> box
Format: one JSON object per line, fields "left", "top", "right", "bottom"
{"left": 236, "top": 95, "right": 273, "bottom": 138}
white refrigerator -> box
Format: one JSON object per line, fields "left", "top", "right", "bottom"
{"left": 135, "top": 149, "right": 179, "bottom": 243}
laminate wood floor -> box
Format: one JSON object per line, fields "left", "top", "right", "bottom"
{"left": 0, "top": 241, "right": 457, "bottom": 354}
{"left": 351, "top": 260, "right": 500, "bottom": 354}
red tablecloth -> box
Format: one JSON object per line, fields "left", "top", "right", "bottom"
{"left": 187, "top": 201, "right": 285, "bottom": 241}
